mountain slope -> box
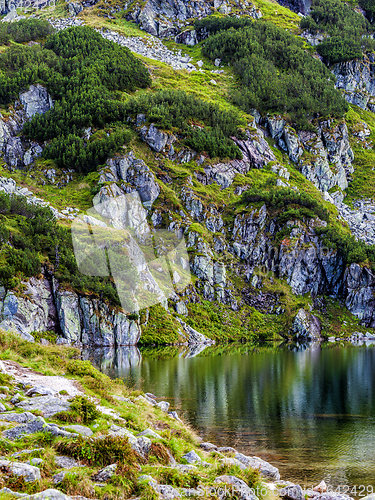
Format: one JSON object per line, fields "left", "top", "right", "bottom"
{"left": 1, "top": 0, "right": 375, "bottom": 345}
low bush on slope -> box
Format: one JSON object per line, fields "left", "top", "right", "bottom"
{"left": 198, "top": 17, "right": 348, "bottom": 129}
{"left": 124, "top": 89, "right": 246, "bottom": 159}
{"left": 0, "top": 26, "right": 150, "bottom": 173}
{"left": 359, "top": 0, "right": 375, "bottom": 24}
{"left": 0, "top": 18, "right": 53, "bottom": 45}
{"left": 0, "top": 25, "right": 247, "bottom": 166}
{"left": 300, "top": 0, "right": 375, "bottom": 63}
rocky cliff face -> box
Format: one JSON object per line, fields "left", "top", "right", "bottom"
{"left": 2, "top": 20, "right": 375, "bottom": 345}
{"left": 0, "top": 277, "right": 141, "bottom": 346}
{"left": 331, "top": 53, "right": 375, "bottom": 111}
{"left": 0, "top": 114, "right": 373, "bottom": 343}
{"left": 263, "top": 115, "right": 354, "bottom": 192}
{"left": 124, "top": 0, "right": 261, "bottom": 37}
{"left": 0, "top": 84, "right": 52, "bottom": 169}
{"left": 174, "top": 191, "right": 375, "bottom": 329}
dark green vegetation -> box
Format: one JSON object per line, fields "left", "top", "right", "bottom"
{"left": 195, "top": 15, "right": 255, "bottom": 33}
{"left": 55, "top": 395, "right": 100, "bottom": 424}
{"left": 0, "top": 193, "right": 55, "bottom": 285}
{"left": 243, "top": 186, "right": 330, "bottom": 222}
{"left": 55, "top": 435, "right": 138, "bottom": 467}
{"left": 0, "top": 24, "right": 249, "bottom": 167}
{"left": 125, "top": 89, "right": 246, "bottom": 159}
{"left": 0, "top": 26, "right": 150, "bottom": 172}
{"left": 300, "top": 0, "right": 375, "bottom": 63}
{"left": 0, "top": 18, "right": 53, "bottom": 45}
{"left": 315, "top": 224, "right": 375, "bottom": 266}
{"left": 0, "top": 191, "right": 122, "bottom": 305}
{"left": 359, "top": 0, "right": 375, "bottom": 24}
{"left": 199, "top": 18, "right": 348, "bottom": 128}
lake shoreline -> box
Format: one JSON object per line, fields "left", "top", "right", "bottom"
{"left": 87, "top": 340, "right": 375, "bottom": 497}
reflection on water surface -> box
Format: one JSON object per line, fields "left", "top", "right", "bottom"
{"left": 84, "top": 342, "right": 375, "bottom": 490}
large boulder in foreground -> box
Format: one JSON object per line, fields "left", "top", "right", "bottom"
{"left": 0, "top": 459, "right": 41, "bottom": 482}
{"left": 234, "top": 452, "right": 280, "bottom": 480}
{"left": 16, "top": 396, "right": 71, "bottom": 418}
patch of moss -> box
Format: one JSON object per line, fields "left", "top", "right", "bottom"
{"left": 139, "top": 304, "right": 185, "bottom": 345}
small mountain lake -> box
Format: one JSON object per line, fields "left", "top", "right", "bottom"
{"left": 85, "top": 341, "right": 375, "bottom": 492}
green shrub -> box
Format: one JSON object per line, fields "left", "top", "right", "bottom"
{"left": 300, "top": 0, "right": 369, "bottom": 39}
{"left": 243, "top": 186, "right": 329, "bottom": 221}
{"left": 43, "top": 128, "right": 132, "bottom": 172}
{"left": 156, "top": 468, "right": 200, "bottom": 488}
{"left": 67, "top": 360, "right": 101, "bottom": 379}
{"left": 7, "top": 18, "right": 53, "bottom": 42}
{"left": 301, "top": 0, "right": 374, "bottom": 63}
{"left": 69, "top": 395, "right": 99, "bottom": 424}
{"left": 315, "top": 225, "right": 375, "bottom": 265}
{"left": 195, "top": 15, "right": 255, "bottom": 33}
{"left": 0, "top": 24, "right": 10, "bottom": 46}
{"left": 124, "top": 89, "right": 244, "bottom": 159}
{"left": 31, "top": 331, "right": 57, "bottom": 344}
{"left": 200, "top": 18, "right": 348, "bottom": 129}
{"left": 317, "top": 36, "right": 363, "bottom": 65}
{"left": 54, "top": 435, "right": 139, "bottom": 467}
{"left": 0, "top": 26, "right": 150, "bottom": 173}
{"left": 0, "top": 372, "right": 12, "bottom": 387}
{"left": 54, "top": 396, "right": 99, "bottom": 424}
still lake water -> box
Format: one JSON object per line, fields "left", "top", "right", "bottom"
{"left": 85, "top": 342, "right": 375, "bottom": 491}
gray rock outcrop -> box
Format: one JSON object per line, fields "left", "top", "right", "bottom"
{"left": 0, "top": 278, "right": 57, "bottom": 342}
{"left": 333, "top": 198, "right": 375, "bottom": 245}
{"left": 289, "top": 308, "right": 321, "bottom": 340}
{"left": 67, "top": 1, "right": 83, "bottom": 15}
{"left": 344, "top": 264, "right": 375, "bottom": 327}
{"left": 214, "top": 475, "right": 258, "bottom": 500}
{"left": 99, "top": 151, "right": 160, "bottom": 210}
{"left": 0, "top": 274, "right": 141, "bottom": 347}
{"left": 232, "top": 127, "right": 277, "bottom": 169}
{"left": 331, "top": 53, "right": 375, "bottom": 111}
{"left": 234, "top": 452, "right": 280, "bottom": 480}
{"left": 0, "top": 412, "right": 36, "bottom": 424}
{"left": 92, "top": 463, "right": 117, "bottom": 482}
{"left": 152, "top": 484, "right": 181, "bottom": 499}
{"left": 275, "top": 0, "right": 311, "bottom": 14}
{"left": 0, "top": 459, "right": 41, "bottom": 482}
{"left": 264, "top": 117, "right": 354, "bottom": 192}
{"left": 0, "top": 84, "right": 52, "bottom": 169}
{"left": 176, "top": 318, "right": 214, "bottom": 344}
{"left": 140, "top": 123, "right": 170, "bottom": 153}
{"left": 22, "top": 490, "right": 72, "bottom": 500}
{"left": 96, "top": 27, "right": 197, "bottom": 71}
{"left": 16, "top": 396, "right": 71, "bottom": 417}
{"left": 19, "top": 84, "right": 53, "bottom": 119}
{"left": 125, "top": 0, "right": 261, "bottom": 38}
{"left": 54, "top": 283, "right": 142, "bottom": 346}
{"left": 3, "top": 415, "right": 78, "bottom": 440}
{"left": 55, "top": 456, "right": 82, "bottom": 469}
